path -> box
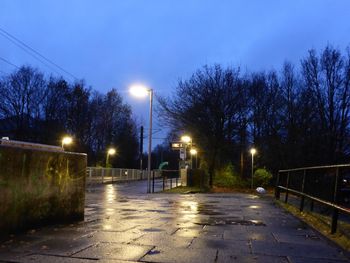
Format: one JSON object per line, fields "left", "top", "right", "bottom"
{"left": 0, "top": 181, "right": 348, "bottom": 262}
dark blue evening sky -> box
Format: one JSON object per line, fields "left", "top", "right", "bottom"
{"left": 1, "top": 0, "right": 349, "bottom": 144}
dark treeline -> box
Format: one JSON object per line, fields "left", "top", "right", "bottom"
{"left": 159, "top": 45, "right": 350, "bottom": 184}
{"left": 0, "top": 66, "right": 139, "bottom": 168}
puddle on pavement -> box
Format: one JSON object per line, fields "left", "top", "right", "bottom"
{"left": 210, "top": 195, "right": 240, "bottom": 199}
{"left": 121, "top": 209, "right": 137, "bottom": 212}
{"left": 122, "top": 216, "right": 144, "bottom": 220}
{"left": 304, "top": 234, "right": 320, "bottom": 240}
{"left": 146, "top": 209, "right": 167, "bottom": 213}
{"left": 148, "top": 249, "right": 161, "bottom": 255}
{"left": 198, "top": 210, "right": 225, "bottom": 215}
{"left": 143, "top": 228, "right": 163, "bottom": 232}
{"left": 194, "top": 218, "right": 266, "bottom": 226}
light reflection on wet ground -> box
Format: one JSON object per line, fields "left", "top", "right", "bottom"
{"left": 0, "top": 180, "right": 348, "bottom": 263}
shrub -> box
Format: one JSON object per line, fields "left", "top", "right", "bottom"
{"left": 213, "top": 163, "right": 247, "bottom": 188}
{"left": 253, "top": 168, "right": 273, "bottom": 187}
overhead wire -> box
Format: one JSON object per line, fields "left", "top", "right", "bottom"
{"left": 0, "top": 56, "right": 19, "bottom": 69}
{"left": 0, "top": 30, "right": 65, "bottom": 77}
{"left": 0, "top": 26, "right": 79, "bottom": 81}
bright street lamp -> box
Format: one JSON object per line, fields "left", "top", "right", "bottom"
{"left": 62, "top": 136, "right": 72, "bottom": 149}
{"left": 129, "top": 84, "right": 150, "bottom": 98}
{"left": 106, "top": 148, "right": 116, "bottom": 167}
{"left": 181, "top": 135, "right": 191, "bottom": 144}
{"left": 190, "top": 148, "right": 197, "bottom": 155}
{"left": 129, "top": 84, "right": 153, "bottom": 193}
{"left": 250, "top": 148, "right": 257, "bottom": 189}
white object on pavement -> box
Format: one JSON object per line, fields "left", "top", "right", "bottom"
{"left": 256, "top": 187, "right": 266, "bottom": 194}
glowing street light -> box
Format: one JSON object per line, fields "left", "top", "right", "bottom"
{"left": 129, "top": 84, "right": 150, "bottom": 98}
{"left": 190, "top": 148, "right": 197, "bottom": 155}
{"left": 250, "top": 148, "right": 257, "bottom": 189}
{"left": 181, "top": 135, "right": 193, "bottom": 168}
{"left": 129, "top": 84, "right": 153, "bottom": 193}
{"left": 106, "top": 148, "right": 116, "bottom": 167}
{"left": 61, "top": 136, "right": 72, "bottom": 149}
{"left": 181, "top": 135, "right": 191, "bottom": 144}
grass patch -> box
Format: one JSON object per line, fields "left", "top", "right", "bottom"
{"left": 276, "top": 200, "right": 350, "bottom": 251}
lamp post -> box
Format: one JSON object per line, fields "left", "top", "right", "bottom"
{"left": 190, "top": 148, "right": 197, "bottom": 169}
{"left": 106, "top": 148, "right": 116, "bottom": 167}
{"left": 61, "top": 136, "right": 72, "bottom": 150}
{"left": 181, "top": 135, "right": 192, "bottom": 168}
{"left": 250, "top": 148, "right": 257, "bottom": 189}
{"left": 130, "top": 84, "right": 153, "bottom": 193}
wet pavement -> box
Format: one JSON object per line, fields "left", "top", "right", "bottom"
{"left": 0, "top": 180, "right": 349, "bottom": 263}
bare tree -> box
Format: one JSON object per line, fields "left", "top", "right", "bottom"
{"left": 0, "top": 66, "right": 46, "bottom": 140}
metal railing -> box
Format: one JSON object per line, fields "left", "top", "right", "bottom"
{"left": 86, "top": 167, "right": 161, "bottom": 184}
{"left": 161, "top": 170, "right": 181, "bottom": 191}
{"left": 275, "top": 164, "right": 350, "bottom": 234}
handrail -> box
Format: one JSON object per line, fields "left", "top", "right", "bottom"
{"left": 279, "top": 164, "right": 350, "bottom": 173}
{"left": 277, "top": 186, "right": 350, "bottom": 215}
{"left": 275, "top": 164, "right": 350, "bottom": 234}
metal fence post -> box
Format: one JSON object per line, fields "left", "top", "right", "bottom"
{"left": 170, "top": 178, "right": 173, "bottom": 189}
{"left": 300, "top": 169, "right": 306, "bottom": 211}
{"left": 284, "top": 172, "right": 290, "bottom": 203}
{"left": 310, "top": 200, "right": 314, "bottom": 211}
{"left": 101, "top": 168, "right": 104, "bottom": 183}
{"left": 152, "top": 171, "right": 155, "bottom": 193}
{"left": 331, "top": 167, "right": 340, "bottom": 234}
{"left": 275, "top": 171, "right": 280, "bottom": 200}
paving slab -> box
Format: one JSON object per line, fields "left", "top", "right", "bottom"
{"left": 131, "top": 232, "right": 193, "bottom": 248}
{"left": 288, "top": 256, "right": 350, "bottom": 263}
{"left": 72, "top": 242, "right": 153, "bottom": 261}
{"left": 216, "top": 251, "right": 289, "bottom": 263}
{"left": 140, "top": 247, "right": 217, "bottom": 263}
{"left": 15, "top": 254, "right": 138, "bottom": 263}
{"left": 251, "top": 240, "right": 347, "bottom": 259}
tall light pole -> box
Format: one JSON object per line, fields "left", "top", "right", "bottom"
{"left": 250, "top": 148, "right": 257, "bottom": 189}
{"left": 106, "top": 148, "right": 116, "bottom": 167}
{"left": 190, "top": 148, "right": 197, "bottom": 169}
{"left": 130, "top": 84, "right": 153, "bottom": 193}
{"left": 61, "top": 136, "right": 72, "bottom": 150}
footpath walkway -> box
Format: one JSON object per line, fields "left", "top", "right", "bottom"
{"left": 0, "top": 181, "right": 349, "bottom": 263}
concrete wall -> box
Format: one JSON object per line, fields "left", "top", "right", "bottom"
{"left": 0, "top": 145, "right": 86, "bottom": 234}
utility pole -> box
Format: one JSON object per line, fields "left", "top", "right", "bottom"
{"left": 139, "top": 126, "right": 144, "bottom": 177}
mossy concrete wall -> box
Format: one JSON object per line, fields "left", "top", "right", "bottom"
{"left": 0, "top": 145, "right": 86, "bottom": 234}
